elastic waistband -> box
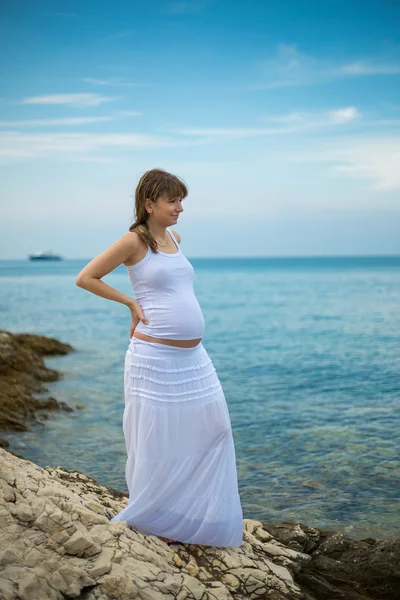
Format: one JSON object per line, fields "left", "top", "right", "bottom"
{"left": 129, "top": 336, "right": 204, "bottom": 357}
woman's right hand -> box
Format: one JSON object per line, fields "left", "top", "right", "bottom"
{"left": 129, "top": 300, "right": 149, "bottom": 338}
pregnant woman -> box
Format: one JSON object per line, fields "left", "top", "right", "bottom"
{"left": 76, "top": 168, "right": 243, "bottom": 547}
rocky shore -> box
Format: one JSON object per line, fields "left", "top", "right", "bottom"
{"left": 0, "top": 330, "right": 76, "bottom": 452}
{"left": 0, "top": 332, "right": 399, "bottom": 600}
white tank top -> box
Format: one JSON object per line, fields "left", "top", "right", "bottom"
{"left": 126, "top": 229, "right": 205, "bottom": 340}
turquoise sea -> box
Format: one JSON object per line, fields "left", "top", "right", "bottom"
{"left": 1, "top": 255, "right": 399, "bottom": 540}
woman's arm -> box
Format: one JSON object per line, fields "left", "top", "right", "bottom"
{"left": 75, "top": 232, "right": 144, "bottom": 316}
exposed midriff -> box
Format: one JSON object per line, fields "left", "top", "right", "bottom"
{"left": 132, "top": 331, "right": 202, "bottom": 347}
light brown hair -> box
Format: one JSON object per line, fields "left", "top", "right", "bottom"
{"left": 129, "top": 168, "right": 188, "bottom": 253}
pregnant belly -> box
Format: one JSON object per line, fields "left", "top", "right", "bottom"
{"left": 134, "top": 298, "right": 206, "bottom": 342}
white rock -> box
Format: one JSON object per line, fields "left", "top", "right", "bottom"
{"left": 0, "top": 447, "right": 305, "bottom": 600}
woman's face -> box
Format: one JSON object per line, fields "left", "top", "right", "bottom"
{"left": 148, "top": 193, "right": 184, "bottom": 226}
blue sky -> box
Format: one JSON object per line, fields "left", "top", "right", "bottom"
{"left": 1, "top": 0, "right": 400, "bottom": 258}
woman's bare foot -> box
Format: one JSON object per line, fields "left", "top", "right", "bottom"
{"left": 158, "top": 535, "right": 176, "bottom": 544}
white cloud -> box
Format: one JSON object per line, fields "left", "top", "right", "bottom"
{"left": 0, "top": 112, "right": 143, "bottom": 128}
{"left": 333, "top": 147, "right": 400, "bottom": 191}
{"left": 0, "top": 132, "right": 174, "bottom": 160}
{"left": 177, "top": 127, "right": 280, "bottom": 137}
{"left": 261, "top": 44, "right": 322, "bottom": 88}
{"left": 0, "top": 117, "right": 114, "bottom": 128}
{"left": 339, "top": 62, "right": 400, "bottom": 76}
{"left": 294, "top": 138, "right": 400, "bottom": 191}
{"left": 265, "top": 112, "right": 304, "bottom": 124}
{"left": 82, "top": 77, "right": 145, "bottom": 87}
{"left": 20, "top": 93, "right": 116, "bottom": 108}
{"left": 176, "top": 106, "right": 361, "bottom": 138}
{"left": 0, "top": 129, "right": 213, "bottom": 161}
{"left": 254, "top": 44, "right": 400, "bottom": 89}
{"left": 328, "top": 107, "right": 361, "bottom": 124}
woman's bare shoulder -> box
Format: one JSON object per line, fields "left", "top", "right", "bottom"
{"left": 121, "top": 230, "right": 140, "bottom": 245}
{"left": 121, "top": 231, "right": 148, "bottom": 266}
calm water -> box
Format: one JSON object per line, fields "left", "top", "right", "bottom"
{"left": 1, "top": 255, "right": 399, "bottom": 540}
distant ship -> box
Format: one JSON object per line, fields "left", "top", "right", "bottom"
{"left": 28, "top": 250, "right": 63, "bottom": 261}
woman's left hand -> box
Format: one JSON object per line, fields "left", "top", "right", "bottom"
{"left": 130, "top": 315, "right": 140, "bottom": 338}
{"left": 129, "top": 300, "right": 148, "bottom": 338}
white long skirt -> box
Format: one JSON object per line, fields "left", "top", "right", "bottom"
{"left": 110, "top": 336, "right": 243, "bottom": 547}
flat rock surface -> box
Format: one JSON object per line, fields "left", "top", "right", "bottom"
{"left": 1, "top": 447, "right": 307, "bottom": 600}
{"left": 1, "top": 448, "right": 399, "bottom": 600}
